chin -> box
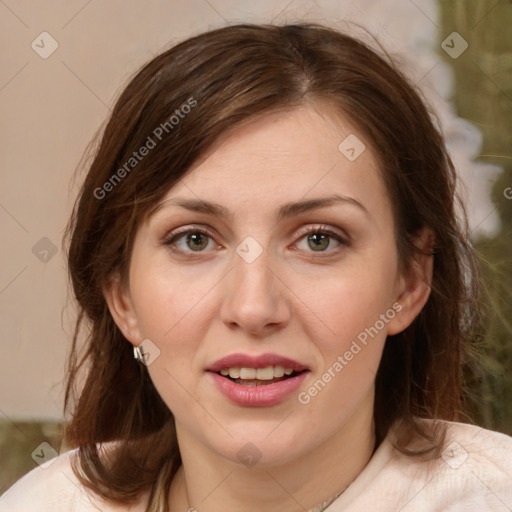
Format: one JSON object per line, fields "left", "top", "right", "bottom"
{"left": 205, "top": 426, "right": 312, "bottom": 469}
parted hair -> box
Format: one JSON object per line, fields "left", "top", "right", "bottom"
{"left": 64, "top": 22, "right": 481, "bottom": 512}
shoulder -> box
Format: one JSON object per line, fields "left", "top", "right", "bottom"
{"left": 440, "top": 419, "right": 512, "bottom": 466}
{"left": 432, "top": 419, "right": 512, "bottom": 489}
{"left": 0, "top": 449, "right": 84, "bottom": 511}
{"left": 0, "top": 447, "right": 146, "bottom": 512}
{"left": 0, "top": 449, "right": 102, "bottom": 512}
{"left": 395, "top": 420, "right": 512, "bottom": 510}
{"left": 332, "top": 420, "right": 512, "bottom": 512}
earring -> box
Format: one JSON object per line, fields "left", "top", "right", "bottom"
{"left": 133, "top": 345, "right": 145, "bottom": 362}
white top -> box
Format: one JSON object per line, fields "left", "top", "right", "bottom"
{"left": 1, "top": 420, "right": 511, "bottom": 511}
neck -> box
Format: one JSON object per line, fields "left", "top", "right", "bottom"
{"left": 169, "top": 393, "right": 376, "bottom": 512}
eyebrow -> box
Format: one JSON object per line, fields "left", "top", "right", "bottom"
{"left": 150, "top": 194, "right": 369, "bottom": 222}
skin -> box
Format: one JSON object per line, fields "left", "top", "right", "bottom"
{"left": 105, "top": 103, "right": 433, "bottom": 511}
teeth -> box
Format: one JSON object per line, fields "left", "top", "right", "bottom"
{"left": 240, "top": 367, "right": 256, "bottom": 379}
{"left": 228, "top": 368, "right": 240, "bottom": 379}
{"left": 219, "top": 366, "right": 295, "bottom": 380}
{"left": 256, "top": 366, "right": 274, "bottom": 380}
{"left": 273, "top": 365, "right": 285, "bottom": 377}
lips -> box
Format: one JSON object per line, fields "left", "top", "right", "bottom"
{"left": 206, "top": 353, "right": 309, "bottom": 373}
{"left": 206, "top": 353, "right": 310, "bottom": 406}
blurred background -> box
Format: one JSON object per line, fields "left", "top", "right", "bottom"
{"left": 0, "top": 0, "right": 511, "bottom": 493}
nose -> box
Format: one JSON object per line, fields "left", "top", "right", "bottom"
{"left": 219, "top": 249, "right": 291, "bottom": 337}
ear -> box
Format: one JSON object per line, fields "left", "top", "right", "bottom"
{"left": 387, "top": 228, "right": 435, "bottom": 336}
{"left": 103, "top": 273, "right": 142, "bottom": 345}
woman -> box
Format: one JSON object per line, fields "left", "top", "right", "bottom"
{"left": 1, "top": 22, "right": 511, "bottom": 512}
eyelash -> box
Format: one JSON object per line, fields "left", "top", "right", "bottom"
{"left": 163, "top": 224, "right": 349, "bottom": 259}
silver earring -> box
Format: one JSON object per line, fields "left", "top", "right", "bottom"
{"left": 133, "top": 345, "right": 145, "bottom": 362}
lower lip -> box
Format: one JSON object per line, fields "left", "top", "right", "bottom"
{"left": 208, "top": 371, "right": 309, "bottom": 407}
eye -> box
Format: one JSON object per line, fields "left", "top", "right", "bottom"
{"left": 164, "top": 227, "right": 219, "bottom": 254}
{"left": 295, "top": 226, "right": 348, "bottom": 253}
{"left": 163, "top": 224, "right": 349, "bottom": 258}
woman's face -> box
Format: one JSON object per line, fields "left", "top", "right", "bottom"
{"left": 110, "top": 104, "right": 416, "bottom": 467}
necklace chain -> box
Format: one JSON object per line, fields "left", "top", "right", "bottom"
{"left": 308, "top": 485, "right": 348, "bottom": 512}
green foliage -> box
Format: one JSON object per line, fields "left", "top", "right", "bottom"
{"left": 439, "top": 0, "right": 512, "bottom": 434}
{"left": 0, "top": 419, "right": 62, "bottom": 494}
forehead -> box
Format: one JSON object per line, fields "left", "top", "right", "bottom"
{"left": 152, "top": 104, "right": 392, "bottom": 226}
{"left": 188, "top": 104, "right": 366, "bottom": 175}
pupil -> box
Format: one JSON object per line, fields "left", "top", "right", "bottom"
{"left": 187, "top": 233, "right": 208, "bottom": 251}
{"left": 308, "top": 233, "right": 329, "bottom": 251}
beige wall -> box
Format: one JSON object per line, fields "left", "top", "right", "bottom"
{"left": 0, "top": 0, "right": 501, "bottom": 420}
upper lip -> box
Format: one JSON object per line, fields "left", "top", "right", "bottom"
{"left": 206, "top": 353, "right": 310, "bottom": 373}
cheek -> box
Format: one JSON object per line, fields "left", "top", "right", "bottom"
{"left": 129, "top": 257, "right": 219, "bottom": 342}
{"left": 128, "top": 259, "right": 220, "bottom": 411}
{"left": 291, "top": 257, "right": 399, "bottom": 351}
{"left": 294, "top": 270, "right": 394, "bottom": 428}
{"left": 131, "top": 268, "right": 214, "bottom": 418}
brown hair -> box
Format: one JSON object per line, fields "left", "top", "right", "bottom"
{"left": 64, "top": 22, "right": 481, "bottom": 511}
